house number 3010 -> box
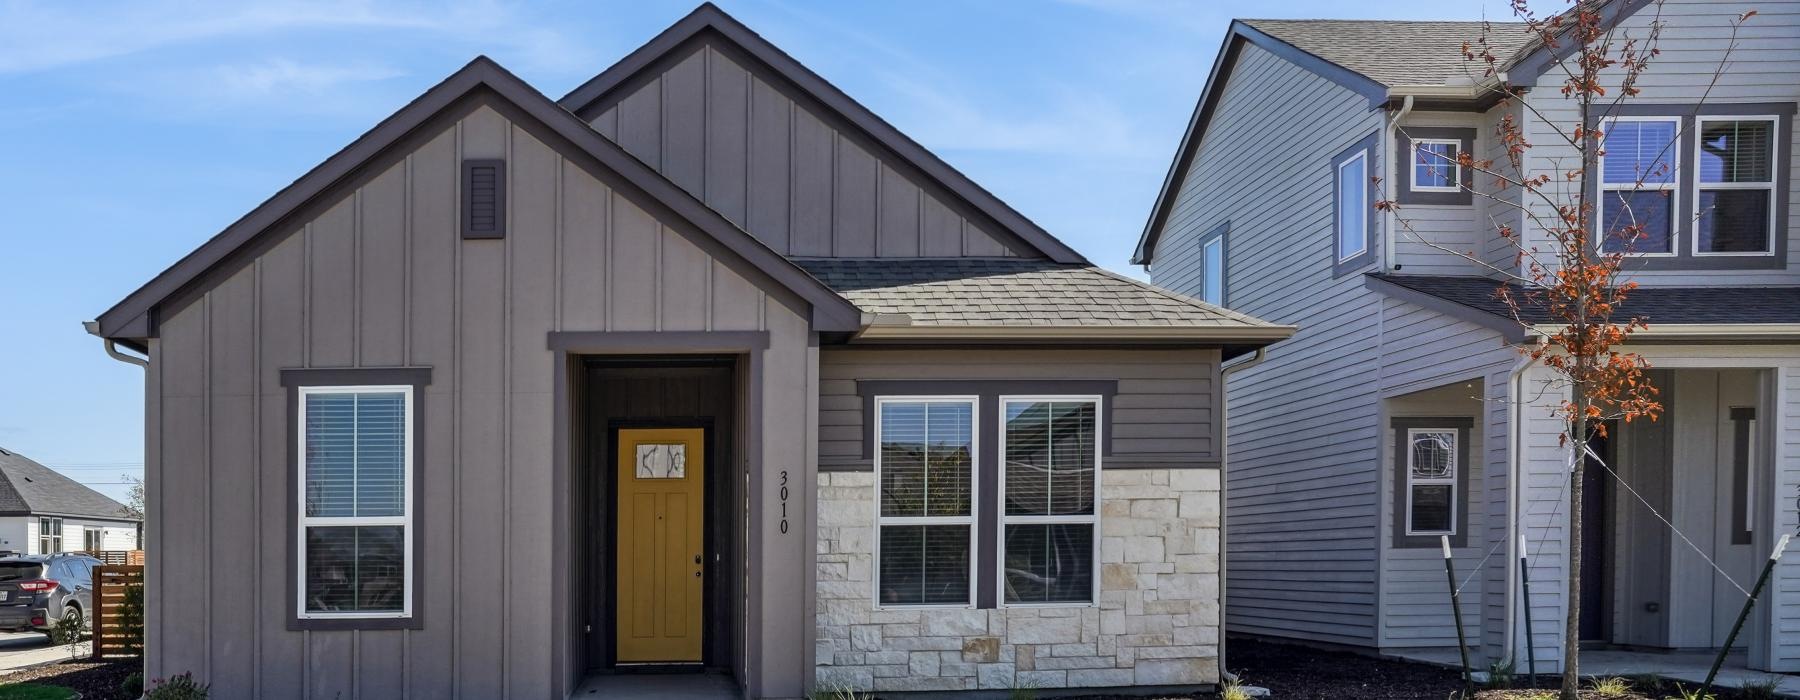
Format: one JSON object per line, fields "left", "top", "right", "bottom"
{"left": 779, "top": 470, "right": 791, "bottom": 534}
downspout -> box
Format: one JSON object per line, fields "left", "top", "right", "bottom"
{"left": 85, "top": 322, "right": 148, "bottom": 368}
{"left": 1218, "top": 347, "right": 1268, "bottom": 687}
{"left": 1502, "top": 347, "right": 1541, "bottom": 669}
{"left": 1383, "top": 95, "right": 1415, "bottom": 272}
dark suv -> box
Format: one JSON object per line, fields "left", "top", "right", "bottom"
{"left": 0, "top": 554, "right": 98, "bottom": 636}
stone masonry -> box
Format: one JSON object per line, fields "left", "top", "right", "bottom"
{"left": 815, "top": 469, "right": 1222, "bottom": 693}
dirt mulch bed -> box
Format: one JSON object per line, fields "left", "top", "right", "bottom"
{"left": 1228, "top": 636, "right": 1468, "bottom": 699}
{"left": 0, "top": 658, "right": 139, "bottom": 700}
{"left": 1478, "top": 679, "right": 1768, "bottom": 700}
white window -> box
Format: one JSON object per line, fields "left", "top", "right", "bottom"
{"left": 297, "top": 386, "right": 413, "bottom": 619}
{"left": 1598, "top": 117, "right": 1680, "bottom": 255}
{"left": 84, "top": 529, "right": 103, "bottom": 553}
{"left": 37, "top": 518, "right": 62, "bottom": 554}
{"left": 999, "top": 397, "right": 1100, "bottom": 606}
{"left": 874, "top": 397, "right": 976, "bottom": 607}
{"left": 1411, "top": 138, "right": 1462, "bottom": 192}
{"left": 1404, "top": 429, "right": 1457, "bottom": 536}
{"left": 1694, "top": 116, "right": 1778, "bottom": 255}
{"left": 1336, "top": 151, "right": 1369, "bottom": 261}
{"left": 1200, "top": 235, "right": 1224, "bottom": 306}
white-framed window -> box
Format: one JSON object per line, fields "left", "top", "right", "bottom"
{"left": 1411, "top": 138, "right": 1462, "bottom": 192}
{"left": 84, "top": 529, "right": 103, "bottom": 553}
{"left": 297, "top": 385, "right": 413, "bottom": 619}
{"left": 1200, "top": 234, "right": 1225, "bottom": 306}
{"left": 1336, "top": 151, "right": 1369, "bottom": 262}
{"left": 1598, "top": 116, "right": 1681, "bottom": 255}
{"left": 37, "top": 517, "right": 62, "bottom": 554}
{"left": 873, "top": 397, "right": 976, "bottom": 608}
{"left": 1694, "top": 116, "right": 1778, "bottom": 256}
{"left": 999, "top": 396, "right": 1101, "bottom": 606}
{"left": 1404, "top": 428, "right": 1457, "bottom": 536}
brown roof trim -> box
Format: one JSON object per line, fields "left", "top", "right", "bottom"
{"left": 558, "top": 3, "right": 1088, "bottom": 265}
{"left": 1132, "top": 20, "right": 1387, "bottom": 266}
{"left": 92, "top": 56, "right": 865, "bottom": 341}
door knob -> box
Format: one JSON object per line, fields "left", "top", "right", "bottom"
{"left": 694, "top": 554, "right": 702, "bottom": 565}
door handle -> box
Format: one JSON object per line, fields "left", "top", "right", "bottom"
{"left": 694, "top": 554, "right": 702, "bottom": 565}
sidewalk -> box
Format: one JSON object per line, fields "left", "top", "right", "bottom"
{"left": 0, "top": 631, "right": 87, "bottom": 675}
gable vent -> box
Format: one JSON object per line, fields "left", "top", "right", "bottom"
{"left": 462, "top": 159, "right": 506, "bottom": 239}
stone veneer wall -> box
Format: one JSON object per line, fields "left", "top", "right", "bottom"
{"left": 815, "top": 469, "right": 1222, "bottom": 693}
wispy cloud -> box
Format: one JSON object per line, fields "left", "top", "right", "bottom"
{"left": 216, "top": 58, "right": 405, "bottom": 96}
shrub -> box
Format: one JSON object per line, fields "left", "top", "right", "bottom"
{"left": 49, "top": 608, "right": 84, "bottom": 659}
{"left": 1739, "top": 676, "right": 1783, "bottom": 700}
{"left": 1221, "top": 677, "right": 1254, "bottom": 700}
{"left": 145, "top": 672, "right": 209, "bottom": 699}
{"left": 121, "top": 671, "right": 144, "bottom": 698}
{"left": 117, "top": 584, "right": 146, "bottom": 656}
{"left": 1589, "top": 676, "right": 1631, "bottom": 698}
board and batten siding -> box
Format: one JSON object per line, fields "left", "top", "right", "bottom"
{"left": 586, "top": 41, "right": 1029, "bottom": 260}
{"left": 1520, "top": 0, "right": 1800, "bottom": 286}
{"left": 1146, "top": 40, "right": 1388, "bottom": 646}
{"left": 818, "top": 348, "right": 1220, "bottom": 470}
{"left": 143, "top": 103, "right": 816, "bottom": 698}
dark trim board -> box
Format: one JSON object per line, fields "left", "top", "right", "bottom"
{"left": 281, "top": 366, "right": 433, "bottom": 632}
{"left": 1505, "top": 0, "right": 1658, "bottom": 84}
{"left": 557, "top": 3, "right": 1087, "bottom": 266}
{"left": 548, "top": 330, "right": 769, "bottom": 353}
{"left": 92, "top": 55, "right": 865, "bottom": 343}
{"left": 1331, "top": 131, "right": 1382, "bottom": 278}
{"left": 1393, "top": 126, "right": 1476, "bottom": 206}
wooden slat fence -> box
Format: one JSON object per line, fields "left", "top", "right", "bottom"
{"left": 77, "top": 550, "right": 145, "bottom": 566}
{"left": 92, "top": 565, "right": 145, "bottom": 659}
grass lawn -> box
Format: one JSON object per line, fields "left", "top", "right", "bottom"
{"left": 0, "top": 684, "right": 76, "bottom": 700}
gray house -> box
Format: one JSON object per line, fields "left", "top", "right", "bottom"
{"left": 1135, "top": 0, "right": 1800, "bottom": 678}
{"left": 87, "top": 5, "right": 1290, "bottom": 698}
{"left": 0, "top": 447, "right": 139, "bottom": 555}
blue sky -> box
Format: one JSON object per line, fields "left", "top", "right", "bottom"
{"left": 0, "top": 0, "right": 1506, "bottom": 502}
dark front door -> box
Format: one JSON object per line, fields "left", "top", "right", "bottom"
{"left": 1579, "top": 427, "right": 1614, "bottom": 643}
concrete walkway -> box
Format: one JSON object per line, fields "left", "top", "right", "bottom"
{"left": 572, "top": 671, "right": 740, "bottom": 699}
{"left": 0, "top": 631, "right": 88, "bottom": 675}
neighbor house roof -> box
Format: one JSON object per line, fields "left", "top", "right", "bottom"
{"left": 796, "top": 258, "right": 1293, "bottom": 349}
{"left": 91, "top": 55, "right": 867, "bottom": 347}
{"left": 1240, "top": 19, "right": 1533, "bottom": 88}
{"left": 1366, "top": 273, "right": 1800, "bottom": 341}
{"left": 0, "top": 447, "right": 136, "bottom": 521}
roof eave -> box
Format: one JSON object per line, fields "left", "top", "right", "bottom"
{"left": 851, "top": 324, "right": 1297, "bottom": 344}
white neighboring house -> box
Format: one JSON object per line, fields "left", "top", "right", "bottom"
{"left": 0, "top": 447, "right": 139, "bottom": 555}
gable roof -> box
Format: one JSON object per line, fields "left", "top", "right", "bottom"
{"left": 0, "top": 447, "right": 136, "bottom": 521}
{"left": 1132, "top": 1, "right": 1653, "bottom": 267}
{"left": 558, "top": 3, "right": 1088, "bottom": 265}
{"left": 91, "top": 56, "right": 866, "bottom": 347}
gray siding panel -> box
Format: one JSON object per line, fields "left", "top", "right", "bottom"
{"left": 1146, "top": 41, "right": 1387, "bottom": 646}
{"left": 589, "top": 43, "right": 1030, "bottom": 259}
{"left": 146, "top": 104, "right": 792, "bottom": 695}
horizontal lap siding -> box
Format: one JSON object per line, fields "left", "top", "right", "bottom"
{"left": 590, "top": 42, "right": 1026, "bottom": 259}
{"left": 1523, "top": 0, "right": 1800, "bottom": 286}
{"left": 148, "top": 105, "right": 787, "bottom": 697}
{"left": 819, "top": 348, "right": 1220, "bottom": 468}
{"left": 1147, "top": 42, "right": 1387, "bottom": 646}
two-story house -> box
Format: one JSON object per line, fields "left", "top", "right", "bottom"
{"left": 1135, "top": 0, "right": 1800, "bottom": 677}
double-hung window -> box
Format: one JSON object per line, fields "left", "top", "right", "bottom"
{"left": 1695, "top": 117, "right": 1778, "bottom": 255}
{"left": 1598, "top": 117, "right": 1681, "bottom": 254}
{"left": 1336, "top": 151, "right": 1370, "bottom": 261}
{"left": 84, "top": 529, "right": 103, "bottom": 553}
{"left": 37, "top": 517, "right": 61, "bottom": 554}
{"left": 874, "top": 398, "right": 975, "bottom": 607}
{"left": 1000, "top": 397, "right": 1100, "bottom": 606}
{"left": 298, "top": 386, "right": 412, "bottom": 619}
{"left": 1404, "top": 428, "right": 1458, "bottom": 536}
{"left": 1411, "top": 138, "right": 1461, "bottom": 192}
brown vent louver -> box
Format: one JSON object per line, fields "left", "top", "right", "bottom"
{"left": 462, "top": 159, "right": 506, "bottom": 239}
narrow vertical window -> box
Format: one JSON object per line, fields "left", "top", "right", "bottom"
{"left": 298, "top": 386, "right": 412, "bottom": 618}
{"left": 1199, "top": 225, "right": 1226, "bottom": 306}
{"left": 1336, "top": 151, "right": 1369, "bottom": 261}
{"left": 875, "top": 398, "right": 975, "bottom": 607}
{"left": 38, "top": 518, "right": 62, "bottom": 554}
{"left": 1411, "top": 138, "right": 1461, "bottom": 192}
{"left": 1001, "top": 397, "right": 1100, "bottom": 606}
{"left": 1695, "top": 117, "right": 1777, "bottom": 255}
{"left": 1598, "top": 118, "right": 1679, "bottom": 254}
{"left": 462, "top": 159, "right": 506, "bottom": 239}
{"left": 1405, "top": 429, "right": 1457, "bottom": 535}
{"left": 85, "top": 529, "right": 104, "bottom": 553}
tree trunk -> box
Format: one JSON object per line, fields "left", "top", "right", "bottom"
{"left": 1562, "top": 416, "right": 1587, "bottom": 699}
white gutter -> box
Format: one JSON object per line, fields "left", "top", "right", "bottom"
{"left": 1383, "top": 95, "right": 1415, "bottom": 272}
{"left": 1217, "top": 347, "right": 1269, "bottom": 688}
{"left": 1502, "top": 344, "right": 1542, "bottom": 667}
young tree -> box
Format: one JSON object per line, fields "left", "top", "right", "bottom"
{"left": 1380, "top": 2, "right": 1753, "bottom": 696}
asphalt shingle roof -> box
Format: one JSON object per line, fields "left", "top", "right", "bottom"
{"left": 794, "top": 258, "right": 1280, "bottom": 328}
{"left": 1370, "top": 273, "right": 1800, "bottom": 325}
{"left": 1242, "top": 19, "right": 1535, "bottom": 87}
{"left": 0, "top": 447, "right": 136, "bottom": 521}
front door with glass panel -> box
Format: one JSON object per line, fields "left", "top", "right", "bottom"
{"left": 615, "top": 427, "right": 705, "bottom": 663}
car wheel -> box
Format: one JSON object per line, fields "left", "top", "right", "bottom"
{"left": 62, "top": 605, "right": 82, "bottom": 637}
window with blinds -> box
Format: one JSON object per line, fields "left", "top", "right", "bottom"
{"left": 298, "top": 386, "right": 412, "bottom": 618}
{"left": 1001, "top": 398, "right": 1099, "bottom": 605}
{"left": 1599, "top": 118, "right": 1680, "bottom": 254}
{"left": 875, "top": 398, "right": 974, "bottom": 607}
{"left": 1696, "top": 117, "right": 1776, "bottom": 254}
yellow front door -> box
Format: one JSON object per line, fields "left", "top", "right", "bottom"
{"left": 615, "top": 427, "right": 705, "bottom": 663}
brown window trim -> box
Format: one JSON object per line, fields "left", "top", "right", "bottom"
{"left": 281, "top": 366, "right": 432, "bottom": 631}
